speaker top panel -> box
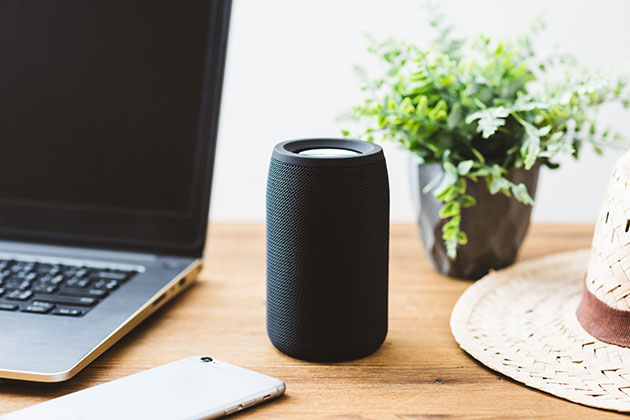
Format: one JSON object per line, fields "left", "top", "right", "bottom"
{"left": 272, "top": 139, "right": 384, "bottom": 168}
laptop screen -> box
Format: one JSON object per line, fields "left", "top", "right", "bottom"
{"left": 0, "top": 1, "right": 231, "bottom": 254}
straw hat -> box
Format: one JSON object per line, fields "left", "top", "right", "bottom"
{"left": 451, "top": 150, "right": 630, "bottom": 412}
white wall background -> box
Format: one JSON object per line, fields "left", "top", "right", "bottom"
{"left": 211, "top": 0, "right": 630, "bottom": 223}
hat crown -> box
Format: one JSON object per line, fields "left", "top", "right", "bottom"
{"left": 585, "top": 150, "right": 630, "bottom": 310}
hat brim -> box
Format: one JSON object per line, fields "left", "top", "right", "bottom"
{"left": 451, "top": 249, "right": 630, "bottom": 412}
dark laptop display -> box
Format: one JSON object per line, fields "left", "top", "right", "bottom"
{"left": 0, "top": 0, "right": 231, "bottom": 382}
{"left": 0, "top": 1, "right": 229, "bottom": 255}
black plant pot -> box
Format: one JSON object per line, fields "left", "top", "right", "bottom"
{"left": 410, "top": 159, "right": 540, "bottom": 280}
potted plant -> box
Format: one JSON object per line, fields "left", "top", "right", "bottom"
{"left": 345, "top": 15, "right": 630, "bottom": 279}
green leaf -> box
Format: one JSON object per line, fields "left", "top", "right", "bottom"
{"left": 443, "top": 229, "right": 457, "bottom": 239}
{"left": 439, "top": 201, "right": 461, "bottom": 218}
{"left": 434, "top": 162, "right": 459, "bottom": 196}
{"left": 447, "top": 102, "right": 463, "bottom": 128}
{"left": 457, "top": 176, "right": 467, "bottom": 193}
{"left": 465, "top": 106, "right": 510, "bottom": 138}
{"left": 445, "top": 237, "right": 458, "bottom": 260}
{"left": 457, "top": 231, "right": 468, "bottom": 245}
{"left": 428, "top": 99, "right": 448, "bottom": 121}
{"left": 460, "top": 194, "right": 477, "bottom": 208}
{"left": 457, "top": 160, "right": 474, "bottom": 175}
{"left": 443, "top": 161, "right": 457, "bottom": 175}
{"left": 513, "top": 117, "right": 550, "bottom": 169}
{"left": 489, "top": 178, "right": 501, "bottom": 194}
{"left": 399, "top": 97, "right": 415, "bottom": 114}
{"left": 511, "top": 183, "right": 534, "bottom": 205}
{"left": 489, "top": 176, "right": 511, "bottom": 195}
{"left": 416, "top": 95, "right": 429, "bottom": 117}
{"left": 341, "top": 129, "right": 350, "bottom": 137}
{"left": 386, "top": 97, "right": 397, "bottom": 111}
{"left": 443, "top": 215, "right": 461, "bottom": 232}
{"left": 520, "top": 135, "right": 540, "bottom": 170}
{"left": 435, "top": 184, "right": 459, "bottom": 201}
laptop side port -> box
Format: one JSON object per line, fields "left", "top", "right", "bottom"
{"left": 152, "top": 293, "right": 167, "bottom": 307}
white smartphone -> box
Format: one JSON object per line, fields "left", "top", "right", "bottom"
{"left": 1, "top": 356, "right": 286, "bottom": 420}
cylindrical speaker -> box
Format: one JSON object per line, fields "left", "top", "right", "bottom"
{"left": 266, "top": 138, "right": 389, "bottom": 362}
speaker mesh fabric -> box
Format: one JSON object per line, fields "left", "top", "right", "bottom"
{"left": 266, "top": 157, "right": 389, "bottom": 362}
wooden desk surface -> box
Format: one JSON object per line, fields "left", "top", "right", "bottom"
{"left": 0, "top": 223, "right": 624, "bottom": 419}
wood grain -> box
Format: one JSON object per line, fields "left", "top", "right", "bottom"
{"left": 1, "top": 223, "right": 624, "bottom": 419}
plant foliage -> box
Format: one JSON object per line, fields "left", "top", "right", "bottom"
{"left": 347, "top": 8, "right": 630, "bottom": 260}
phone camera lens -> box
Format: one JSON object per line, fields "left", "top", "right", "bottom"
{"left": 200, "top": 356, "right": 213, "bottom": 363}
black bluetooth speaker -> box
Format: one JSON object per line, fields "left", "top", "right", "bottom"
{"left": 266, "top": 138, "right": 389, "bottom": 362}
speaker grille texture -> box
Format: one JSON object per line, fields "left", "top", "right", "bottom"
{"left": 266, "top": 157, "right": 389, "bottom": 362}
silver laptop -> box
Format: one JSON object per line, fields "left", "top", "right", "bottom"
{"left": 0, "top": 0, "right": 231, "bottom": 382}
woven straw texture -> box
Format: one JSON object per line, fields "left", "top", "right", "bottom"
{"left": 586, "top": 152, "right": 630, "bottom": 310}
{"left": 451, "top": 250, "right": 630, "bottom": 412}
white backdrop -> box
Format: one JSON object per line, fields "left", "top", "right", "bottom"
{"left": 211, "top": 0, "right": 630, "bottom": 223}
